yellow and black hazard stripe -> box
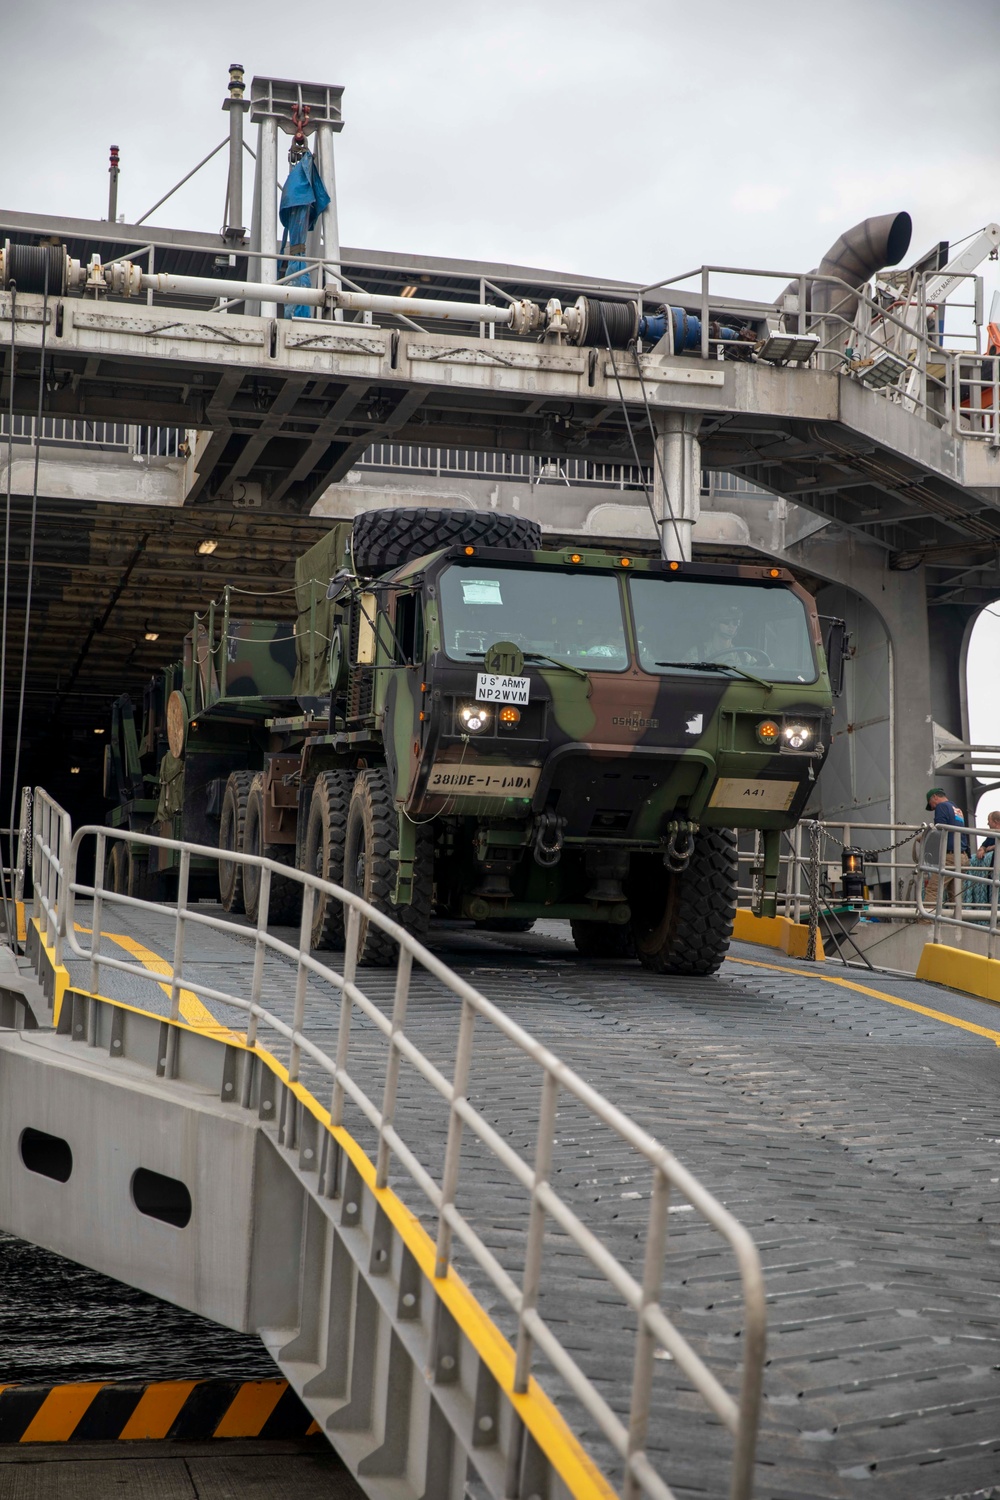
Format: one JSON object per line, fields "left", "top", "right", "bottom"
{"left": 0, "top": 1378, "right": 320, "bottom": 1442}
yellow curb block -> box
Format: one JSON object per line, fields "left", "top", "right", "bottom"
{"left": 916, "top": 941, "right": 1000, "bottom": 1004}
{"left": 733, "top": 909, "right": 824, "bottom": 961}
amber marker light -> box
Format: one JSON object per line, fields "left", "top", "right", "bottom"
{"left": 668, "top": 561, "right": 680, "bottom": 571}
{"left": 756, "top": 719, "right": 780, "bottom": 744}
{"left": 768, "top": 568, "right": 780, "bottom": 577}
{"left": 464, "top": 545, "right": 475, "bottom": 555}
{"left": 619, "top": 556, "right": 631, "bottom": 567}
{"left": 569, "top": 553, "right": 582, "bottom": 564}
{"left": 499, "top": 706, "right": 521, "bottom": 725}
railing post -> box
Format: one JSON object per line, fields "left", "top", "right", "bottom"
{"left": 700, "top": 267, "right": 710, "bottom": 360}
{"left": 513, "top": 1069, "right": 561, "bottom": 1393}
{"left": 376, "top": 944, "right": 413, "bottom": 1189}
{"left": 622, "top": 1166, "right": 670, "bottom": 1500}
{"left": 331, "top": 904, "right": 360, "bottom": 1128}
{"left": 91, "top": 832, "right": 107, "bottom": 996}
{"left": 288, "top": 878, "right": 316, "bottom": 1085}
{"left": 434, "top": 996, "right": 477, "bottom": 1279}
{"left": 168, "top": 848, "right": 190, "bottom": 1023}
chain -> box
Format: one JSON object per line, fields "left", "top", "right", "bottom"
{"left": 806, "top": 820, "right": 822, "bottom": 962}
{"left": 820, "top": 828, "right": 919, "bottom": 857}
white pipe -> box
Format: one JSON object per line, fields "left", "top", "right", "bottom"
{"left": 139, "top": 270, "right": 325, "bottom": 306}
{"left": 333, "top": 288, "right": 513, "bottom": 324}
{"left": 124, "top": 267, "right": 516, "bottom": 324}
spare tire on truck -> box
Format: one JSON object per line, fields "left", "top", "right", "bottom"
{"left": 351, "top": 508, "right": 541, "bottom": 572}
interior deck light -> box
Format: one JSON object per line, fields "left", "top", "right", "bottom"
{"left": 198, "top": 539, "right": 218, "bottom": 555}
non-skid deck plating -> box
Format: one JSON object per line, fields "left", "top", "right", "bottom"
{"left": 10, "top": 811, "right": 1000, "bottom": 1498}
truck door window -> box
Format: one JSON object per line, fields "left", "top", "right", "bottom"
{"left": 439, "top": 565, "right": 629, "bottom": 669}
{"left": 630, "top": 577, "right": 817, "bottom": 683}
{"left": 394, "top": 593, "right": 423, "bottom": 664}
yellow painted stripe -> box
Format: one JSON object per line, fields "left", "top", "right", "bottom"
{"left": 213, "top": 1380, "right": 286, "bottom": 1437}
{"left": 15, "top": 900, "right": 26, "bottom": 942}
{"left": 21, "top": 1383, "right": 106, "bottom": 1442}
{"left": 726, "top": 955, "right": 1000, "bottom": 1047}
{"left": 71, "top": 920, "right": 237, "bottom": 1039}
{"left": 31, "top": 919, "right": 69, "bottom": 1025}
{"left": 117, "top": 1380, "right": 197, "bottom": 1440}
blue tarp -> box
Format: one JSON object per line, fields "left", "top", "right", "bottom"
{"left": 278, "top": 151, "right": 331, "bottom": 319}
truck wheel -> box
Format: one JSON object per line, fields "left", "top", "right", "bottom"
{"left": 628, "top": 829, "right": 738, "bottom": 976}
{"left": 243, "top": 774, "right": 302, "bottom": 926}
{"left": 303, "top": 769, "right": 355, "bottom": 949}
{"left": 104, "top": 841, "right": 128, "bottom": 896}
{"left": 219, "top": 771, "right": 253, "bottom": 913}
{"left": 570, "top": 920, "right": 635, "bottom": 959}
{"left": 343, "top": 768, "right": 432, "bottom": 966}
{"left": 351, "top": 507, "right": 541, "bottom": 572}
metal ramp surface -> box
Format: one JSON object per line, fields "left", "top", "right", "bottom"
{"left": 6, "top": 805, "right": 1000, "bottom": 1497}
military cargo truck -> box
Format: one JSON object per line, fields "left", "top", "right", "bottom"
{"left": 105, "top": 508, "right": 839, "bottom": 970}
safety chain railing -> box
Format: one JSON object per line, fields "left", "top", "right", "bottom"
{"left": 737, "top": 820, "right": 929, "bottom": 926}
{"left": 29, "top": 787, "right": 766, "bottom": 1500}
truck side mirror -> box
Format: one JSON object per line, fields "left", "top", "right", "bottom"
{"left": 820, "top": 616, "right": 849, "bottom": 697}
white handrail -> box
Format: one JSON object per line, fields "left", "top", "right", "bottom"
{"left": 31, "top": 788, "right": 766, "bottom": 1500}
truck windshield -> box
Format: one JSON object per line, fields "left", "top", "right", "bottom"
{"left": 439, "top": 565, "right": 629, "bottom": 669}
{"left": 630, "top": 576, "right": 817, "bottom": 683}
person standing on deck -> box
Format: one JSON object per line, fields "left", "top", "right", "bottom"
{"left": 924, "top": 788, "right": 970, "bottom": 910}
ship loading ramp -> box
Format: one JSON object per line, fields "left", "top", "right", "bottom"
{"left": 2, "top": 794, "right": 1000, "bottom": 1499}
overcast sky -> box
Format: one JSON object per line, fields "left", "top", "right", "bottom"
{"left": 4, "top": 0, "right": 1000, "bottom": 814}
{"left": 3, "top": 0, "right": 999, "bottom": 296}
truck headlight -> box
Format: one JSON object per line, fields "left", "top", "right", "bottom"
{"left": 782, "top": 723, "right": 813, "bottom": 749}
{"left": 459, "top": 703, "right": 491, "bottom": 734}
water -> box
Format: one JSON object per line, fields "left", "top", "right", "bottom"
{"left": 0, "top": 1232, "right": 275, "bottom": 1383}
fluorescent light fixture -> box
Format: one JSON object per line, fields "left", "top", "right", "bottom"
{"left": 198, "top": 539, "right": 218, "bottom": 555}
{"left": 400, "top": 285, "right": 418, "bottom": 298}
{"left": 856, "top": 350, "right": 910, "bottom": 390}
{"left": 144, "top": 630, "right": 159, "bottom": 641}
{"left": 757, "top": 333, "right": 819, "bottom": 365}
{"left": 70, "top": 766, "right": 80, "bottom": 774}
{"left": 93, "top": 727, "right": 105, "bottom": 735}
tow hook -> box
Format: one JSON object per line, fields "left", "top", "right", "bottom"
{"left": 533, "top": 811, "right": 566, "bottom": 868}
{"left": 663, "top": 821, "right": 698, "bottom": 873}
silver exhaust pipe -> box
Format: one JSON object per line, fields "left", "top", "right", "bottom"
{"left": 811, "top": 211, "right": 912, "bottom": 321}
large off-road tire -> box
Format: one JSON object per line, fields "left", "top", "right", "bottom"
{"left": 243, "top": 774, "right": 302, "bottom": 926}
{"left": 104, "top": 840, "right": 128, "bottom": 896}
{"left": 219, "top": 770, "right": 253, "bottom": 913}
{"left": 570, "top": 919, "right": 635, "bottom": 959}
{"left": 342, "top": 768, "right": 432, "bottom": 966}
{"left": 303, "top": 769, "right": 355, "bottom": 949}
{"left": 475, "top": 917, "right": 536, "bottom": 934}
{"left": 351, "top": 507, "right": 542, "bottom": 573}
{"left": 628, "top": 829, "right": 738, "bottom": 976}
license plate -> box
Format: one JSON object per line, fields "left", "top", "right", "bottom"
{"left": 427, "top": 764, "right": 540, "bottom": 796}
{"left": 708, "top": 778, "right": 797, "bottom": 811}
{"left": 475, "top": 672, "right": 530, "bottom": 705}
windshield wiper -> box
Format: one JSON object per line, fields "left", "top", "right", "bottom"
{"left": 655, "top": 659, "right": 773, "bottom": 693}
{"left": 465, "top": 649, "right": 590, "bottom": 682}
{"left": 523, "top": 651, "right": 590, "bottom": 682}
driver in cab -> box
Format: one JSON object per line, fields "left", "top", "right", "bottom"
{"left": 686, "top": 603, "right": 755, "bottom": 666}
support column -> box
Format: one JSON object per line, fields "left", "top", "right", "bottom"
{"left": 259, "top": 118, "right": 278, "bottom": 320}
{"left": 309, "top": 123, "right": 340, "bottom": 294}
{"left": 652, "top": 412, "right": 701, "bottom": 561}
{"left": 222, "top": 64, "right": 250, "bottom": 241}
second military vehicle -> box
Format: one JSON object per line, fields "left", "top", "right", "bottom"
{"left": 105, "top": 507, "right": 839, "bottom": 970}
